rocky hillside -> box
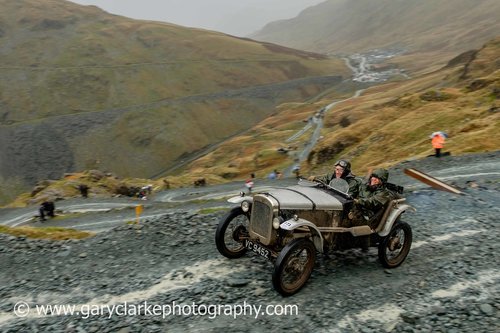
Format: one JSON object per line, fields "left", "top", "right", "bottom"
{"left": 179, "top": 37, "right": 499, "bottom": 180}
{"left": 0, "top": 0, "right": 349, "bottom": 204}
{"left": 251, "top": 0, "right": 500, "bottom": 73}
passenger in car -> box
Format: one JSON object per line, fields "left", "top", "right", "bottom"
{"left": 308, "top": 159, "right": 362, "bottom": 198}
{"left": 350, "top": 168, "right": 395, "bottom": 227}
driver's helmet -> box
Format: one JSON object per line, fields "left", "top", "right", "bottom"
{"left": 334, "top": 159, "right": 351, "bottom": 178}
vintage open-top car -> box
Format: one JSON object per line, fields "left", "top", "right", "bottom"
{"left": 215, "top": 178, "right": 415, "bottom": 296}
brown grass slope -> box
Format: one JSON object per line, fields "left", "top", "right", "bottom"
{"left": 251, "top": 0, "right": 500, "bottom": 73}
{"left": 0, "top": 0, "right": 349, "bottom": 204}
{"left": 179, "top": 37, "right": 500, "bottom": 180}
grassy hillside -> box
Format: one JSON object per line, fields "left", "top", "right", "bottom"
{"left": 0, "top": 0, "right": 349, "bottom": 204}
{"left": 177, "top": 38, "right": 500, "bottom": 180}
{"left": 9, "top": 38, "right": 499, "bottom": 207}
{"left": 251, "top": 0, "right": 500, "bottom": 73}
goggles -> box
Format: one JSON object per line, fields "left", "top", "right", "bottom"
{"left": 335, "top": 160, "right": 349, "bottom": 168}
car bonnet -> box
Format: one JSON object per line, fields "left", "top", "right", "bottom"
{"left": 261, "top": 185, "right": 344, "bottom": 210}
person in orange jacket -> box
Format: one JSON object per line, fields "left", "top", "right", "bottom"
{"left": 432, "top": 133, "right": 445, "bottom": 157}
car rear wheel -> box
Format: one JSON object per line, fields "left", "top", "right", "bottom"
{"left": 378, "top": 221, "right": 412, "bottom": 268}
{"left": 272, "top": 238, "right": 316, "bottom": 296}
{"left": 215, "top": 207, "right": 249, "bottom": 259}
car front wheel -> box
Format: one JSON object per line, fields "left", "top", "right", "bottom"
{"left": 272, "top": 238, "right": 316, "bottom": 296}
{"left": 215, "top": 207, "right": 249, "bottom": 259}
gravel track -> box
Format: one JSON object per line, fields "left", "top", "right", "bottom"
{"left": 0, "top": 152, "right": 499, "bottom": 332}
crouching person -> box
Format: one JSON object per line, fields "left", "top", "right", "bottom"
{"left": 39, "top": 201, "right": 55, "bottom": 222}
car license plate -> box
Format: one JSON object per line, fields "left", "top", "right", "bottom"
{"left": 245, "top": 240, "right": 271, "bottom": 260}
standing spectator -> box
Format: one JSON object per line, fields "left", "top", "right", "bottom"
{"left": 137, "top": 185, "right": 153, "bottom": 200}
{"left": 245, "top": 173, "right": 255, "bottom": 193}
{"left": 431, "top": 132, "right": 446, "bottom": 158}
{"left": 292, "top": 165, "right": 301, "bottom": 179}
{"left": 78, "top": 184, "right": 89, "bottom": 198}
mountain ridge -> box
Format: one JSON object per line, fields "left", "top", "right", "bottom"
{"left": 251, "top": 0, "right": 500, "bottom": 73}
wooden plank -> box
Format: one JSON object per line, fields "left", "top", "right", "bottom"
{"left": 404, "top": 168, "right": 463, "bottom": 195}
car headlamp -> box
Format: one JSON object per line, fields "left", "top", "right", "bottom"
{"left": 241, "top": 200, "right": 251, "bottom": 212}
{"left": 273, "top": 217, "right": 284, "bottom": 229}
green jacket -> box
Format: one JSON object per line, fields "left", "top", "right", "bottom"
{"left": 316, "top": 172, "right": 362, "bottom": 198}
{"left": 356, "top": 184, "right": 394, "bottom": 219}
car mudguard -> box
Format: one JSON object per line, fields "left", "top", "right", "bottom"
{"left": 280, "top": 219, "right": 324, "bottom": 253}
{"left": 378, "top": 204, "right": 416, "bottom": 237}
{"left": 228, "top": 196, "right": 253, "bottom": 204}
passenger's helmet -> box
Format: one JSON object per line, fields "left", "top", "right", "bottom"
{"left": 370, "top": 168, "right": 389, "bottom": 184}
{"left": 334, "top": 159, "right": 351, "bottom": 178}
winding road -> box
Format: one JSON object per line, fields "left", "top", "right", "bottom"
{"left": 283, "top": 88, "right": 364, "bottom": 177}
{"left": 1, "top": 152, "right": 498, "bottom": 234}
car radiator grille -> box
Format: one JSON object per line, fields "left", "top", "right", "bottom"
{"left": 250, "top": 199, "right": 273, "bottom": 242}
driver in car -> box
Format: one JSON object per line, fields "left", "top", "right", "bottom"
{"left": 308, "top": 159, "right": 362, "bottom": 198}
